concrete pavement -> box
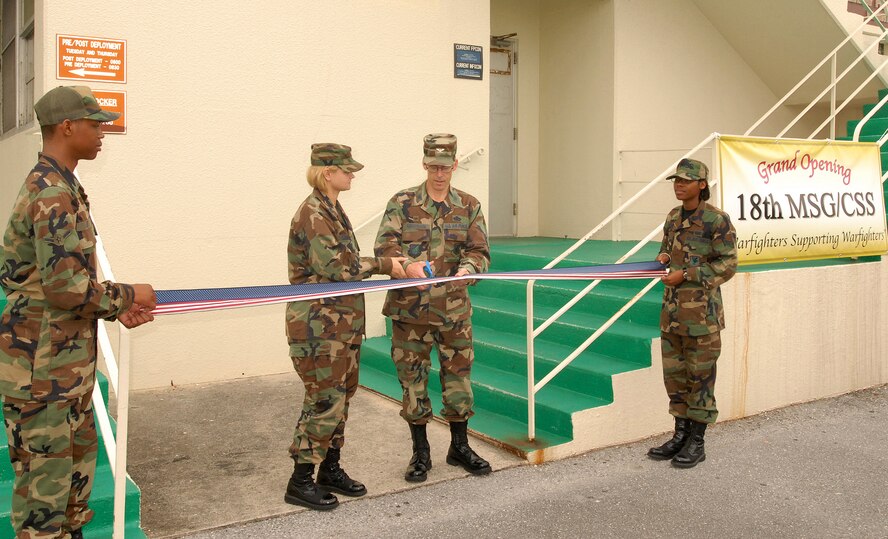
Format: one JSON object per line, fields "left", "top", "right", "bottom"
{"left": 127, "top": 374, "right": 888, "bottom": 538}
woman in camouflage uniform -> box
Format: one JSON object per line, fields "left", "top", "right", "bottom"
{"left": 284, "top": 143, "right": 405, "bottom": 510}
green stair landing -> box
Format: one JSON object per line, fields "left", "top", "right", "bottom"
{"left": 360, "top": 238, "right": 665, "bottom": 457}
{"left": 0, "top": 372, "right": 146, "bottom": 538}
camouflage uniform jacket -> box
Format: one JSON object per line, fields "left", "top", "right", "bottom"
{"left": 659, "top": 202, "right": 737, "bottom": 336}
{"left": 0, "top": 154, "right": 134, "bottom": 402}
{"left": 374, "top": 183, "right": 489, "bottom": 326}
{"left": 286, "top": 189, "right": 393, "bottom": 357}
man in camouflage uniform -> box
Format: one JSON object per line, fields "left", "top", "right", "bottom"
{"left": 648, "top": 158, "right": 737, "bottom": 468}
{"left": 0, "top": 86, "right": 156, "bottom": 538}
{"left": 374, "top": 133, "right": 492, "bottom": 482}
{"left": 285, "top": 143, "right": 405, "bottom": 510}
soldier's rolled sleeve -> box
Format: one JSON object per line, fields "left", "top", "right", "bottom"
{"left": 688, "top": 214, "right": 738, "bottom": 289}
{"left": 32, "top": 187, "right": 134, "bottom": 319}
{"left": 458, "top": 204, "right": 490, "bottom": 274}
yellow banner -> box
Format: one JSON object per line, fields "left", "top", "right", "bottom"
{"left": 718, "top": 135, "right": 888, "bottom": 265}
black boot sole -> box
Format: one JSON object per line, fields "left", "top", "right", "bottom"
{"left": 405, "top": 473, "right": 428, "bottom": 483}
{"left": 284, "top": 493, "right": 340, "bottom": 511}
{"left": 647, "top": 451, "right": 678, "bottom": 461}
{"left": 446, "top": 455, "right": 492, "bottom": 475}
{"left": 317, "top": 482, "right": 367, "bottom": 497}
{"left": 671, "top": 454, "right": 706, "bottom": 469}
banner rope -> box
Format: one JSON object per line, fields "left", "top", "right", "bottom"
{"left": 153, "top": 261, "right": 666, "bottom": 315}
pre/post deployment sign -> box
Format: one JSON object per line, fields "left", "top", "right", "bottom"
{"left": 719, "top": 135, "right": 888, "bottom": 265}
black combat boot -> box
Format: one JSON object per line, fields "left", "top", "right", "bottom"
{"left": 647, "top": 417, "right": 691, "bottom": 460}
{"left": 405, "top": 423, "right": 433, "bottom": 482}
{"left": 317, "top": 447, "right": 367, "bottom": 497}
{"left": 672, "top": 420, "right": 707, "bottom": 468}
{"left": 284, "top": 462, "right": 339, "bottom": 510}
{"left": 446, "top": 421, "right": 492, "bottom": 475}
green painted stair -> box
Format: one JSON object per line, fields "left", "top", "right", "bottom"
{"left": 843, "top": 87, "right": 888, "bottom": 211}
{"left": 0, "top": 371, "right": 146, "bottom": 539}
{"left": 359, "top": 238, "right": 664, "bottom": 454}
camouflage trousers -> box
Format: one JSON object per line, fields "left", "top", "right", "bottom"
{"left": 1, "top": 394, "right": 97, "bottom": 539}
{"left": 660, "top": 331, "right": 721, "bottom": 424}
{"left": 289, "top": 343, "right": 360, "bottom": 465}
{"left": 391, "top": 319, "right": 475, "bottom": 424}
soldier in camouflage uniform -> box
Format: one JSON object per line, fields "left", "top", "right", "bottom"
{"left": 648, "top": 158, "right": 737, "bottom": 468}
{"left": 284, "top": 143, "right": 406, "bottom": 511}
{"left": 374, "top": 133, "right": 492, "bottom": 482}
{"left": 0, "top": 86, "right": 156, "bottom": 539}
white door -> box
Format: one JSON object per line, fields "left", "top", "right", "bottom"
{"left": 488, "top": 41, "right": 516, "bottom": 237}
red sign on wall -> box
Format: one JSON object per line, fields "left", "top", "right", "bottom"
{"left": 93, "top": 90, "right": 126, "bottom": 134}
{"left": 57, "top": 34, "right": 126, "bottom": 84}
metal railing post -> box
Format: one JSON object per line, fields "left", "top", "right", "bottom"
{"left": 112, "top": 327, "right": 131, "bottom": 539}
{"left": 830, "top": 55, "right": 837, "bottom": 139}
{"left": 526, "top": 279, "right": 536, "bottom": 441}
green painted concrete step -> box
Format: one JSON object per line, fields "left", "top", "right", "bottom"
{"left": 471, "top": 278, "right": 662, "bottom": 325}
{"left": 471, "top": 295, "right": 656, "bottom": 360}
{"left": 847, "top": 117, "right": 888, "bottom": 137}
{"left": 359, "top": 346, "right": 572, "bottom": 452}
{"left": 470, "top": 325, "right": 649, "bottom": 400}
{"left": 361, "top": 337, "right": 584, "bottom": 446}
{"left": 863, "top": 102, "right": 888, "bottom": 118}
{"left": 836, "top": 134, "right": 881, "bottom": 142}
{"left": 360, "top": 337, "right": 603, "bottom": 439}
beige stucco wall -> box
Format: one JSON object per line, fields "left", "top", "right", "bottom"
{"left": 0, "top": 1, "right": 491, "bottom": 388}
{"left": 538, "top": 0, "right": 615, "bottom": 238}
{"left": 491, "top": 0, "right": 541, "bottom": 237}
{"left": 613, "top": 0, "right": 864, "bottom": 241}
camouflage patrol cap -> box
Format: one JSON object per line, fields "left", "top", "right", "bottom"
{"left": 310, "top": 143, "right": 364, "bottom": 172}
{"left": 667, "top": 158, "right": 709, "bottom": 182}
{"left": 34, "top": 86, "right": 120, "bottom": 126}
{"left": 422, "top": 133, "right": 458, "bottom": 166}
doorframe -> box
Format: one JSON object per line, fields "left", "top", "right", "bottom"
{"left": 489, "top": 36, "right": 519, "bottom": 237}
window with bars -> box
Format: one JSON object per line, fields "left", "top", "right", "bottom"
{"left": 0, "top": 0, "right": 34, "bottom": 135}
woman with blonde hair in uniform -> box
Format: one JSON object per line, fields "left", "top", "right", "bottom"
{"left": 284, "top": 143, "right": 405, "bottom": 510}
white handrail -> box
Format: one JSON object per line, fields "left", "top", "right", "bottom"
{"left": 745, "top": 0, "right": 888, "bottom": 136}
{"left": 854, "top": 87, "right": 888, "bottom": 141}
{"left": 808, "top": 56, "right": 888, "bottom": 139}
{"left": 523, "top": 2, "right": 888, "bottom": 441}
{"left": 74, "top": 171, "right": 128, "bottom": 538}
{"left": 778, "top": 28, "right": 888, "bottom": 138}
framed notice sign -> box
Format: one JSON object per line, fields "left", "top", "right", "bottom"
{"left": 719, "top": 135, "right": 888, "bottom": 264}
{"left": 454, "top": 44, "right": 483, "bottom": 80}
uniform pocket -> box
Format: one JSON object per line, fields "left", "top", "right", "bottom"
{"left": 401, "top": 223, "right": 430, "bottom": 259}
{"left": 32, "top": 318, "right": 94, "bottom": 400}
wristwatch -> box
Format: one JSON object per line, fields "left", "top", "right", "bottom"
{"left": 682, "top": 270, "right": 689, "bottom": 282}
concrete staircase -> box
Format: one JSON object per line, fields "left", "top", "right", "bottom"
{"left": 846, "top": 87, "right": 888, "bottom": 211}
{"left": 359, "top": 238, "right": 664, "bottom": 455}
{"left": 0, "top": 372, "right": 146, "bottom": 538}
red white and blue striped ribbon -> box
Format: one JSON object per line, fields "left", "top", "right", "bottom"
{"left": 153, "top": 261, "right": 666, "bottom": 316}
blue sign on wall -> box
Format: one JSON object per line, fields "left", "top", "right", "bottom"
{"left": 454, "top": 43, "right": 483, "bottom": 80}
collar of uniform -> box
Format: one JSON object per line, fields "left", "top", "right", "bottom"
{"left": 38, "top": 152, "right": 80, "bottom": 193}
{"left": 311, "top": 188, "right": 352, "bottom": 230}
{"left": 676, "top": 202, "right": 707, "bottom": 228}
{"left": 417, "top": 182, "right": 465, "bottom": 214}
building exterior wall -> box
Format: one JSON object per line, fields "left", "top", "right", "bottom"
{"left": 612, "top": 0, "right": 863, "bottom": 241}
{"left": 539, "top": 0, "right": 615, "bottom": 239}
{"left": 491, "top": 0, "right": 541, "bottom": 237}
{"left": 0, "top": 1, "right": 490, "bottom": 389}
